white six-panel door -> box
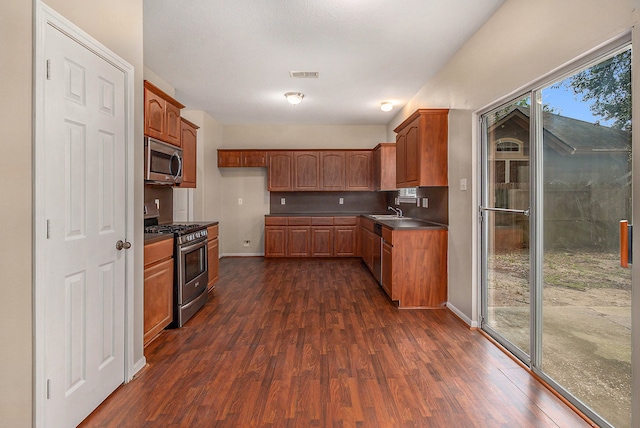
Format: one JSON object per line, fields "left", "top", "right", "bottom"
{"left": 42, "top": 22, "right": 127, "bottom": 428}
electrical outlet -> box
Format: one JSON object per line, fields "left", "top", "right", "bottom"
{"left": 280, "top": 198, "right": 286, "bottom": 205}
{"left": 460, "top": 178, "right": 468, "bottom": 191}
{"left": 238, "top": 198, "right": 243, "bottom": 205}
{"left": 243, "top": 240, "right": 250, "bottom": 247}
{"left": 154, "top": 199, "right": 160, "bottom": 209}
{"left": 339, "top": 198, "right": 344, "bottom": 205}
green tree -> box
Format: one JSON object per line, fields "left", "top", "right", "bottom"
{"left": 564, "top": 48, "right": 631, "bottom": 131}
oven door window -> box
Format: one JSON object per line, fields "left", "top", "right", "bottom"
{"left": 184, "top": 245, "right": 206, "bottom": 284}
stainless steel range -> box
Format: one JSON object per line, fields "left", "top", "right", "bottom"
{"left": 144, "top": 206, "right": 208, "bottom": 327}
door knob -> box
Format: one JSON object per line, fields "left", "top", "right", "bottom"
{"left": 116, "top": 240, "right": 131, "bottom": 250}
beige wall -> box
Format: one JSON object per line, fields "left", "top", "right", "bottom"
{"left": 0, "top": 1, "right": 34, "bottom": 426}
{"left": 0, "top": 1, "right": 144, "bottom": 426}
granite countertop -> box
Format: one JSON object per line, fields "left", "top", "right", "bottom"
{"left": 264, "top": 213, "right": 447, "bottom": 230}
{"left": 265, "top": 212, "right": 379, "bottom": 217}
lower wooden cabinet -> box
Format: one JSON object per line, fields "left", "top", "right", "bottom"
{"left": 143, "top": 238, "right": 174, "bottom": 347}
{"left": 380, "top": 226, "right": 447, "bottom": 308}
{"left": 207, "top": 224, "right": 219, "bottom": 292}
{"left": 265, "top": 216, "right": 359, "bottom": 258}
{"left": 288, "top": 226, "right": 311, "bottom": 257}
{"left": 334, "top": 216, "right": 358, "bottom": 256}
{"left": 312, "top": 227, "right": 334, "bottom": 256}
{"left": 381, "top": 240, "right": 393, "bottom": 297}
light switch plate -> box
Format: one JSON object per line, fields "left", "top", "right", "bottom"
{"left": 280, "top": 198, "right": 286, "bottom": 205}
{"left": 422, "top": 197, "right": 428, "bottom": 208}
{"left": 460, "top": 178, "right": 468, "bottom": 191}
{"left": 339, "top": 198, "right": 344, "bottom": 205}
{"left": 238, "top": 198, "right": 243, "bottom": 205}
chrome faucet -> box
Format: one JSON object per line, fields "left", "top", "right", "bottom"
{"left": 387, "top": 206, "right": 403, "bottom": 217}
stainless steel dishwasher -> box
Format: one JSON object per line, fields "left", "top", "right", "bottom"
{"left": 373, "top": 223, "right": 383, "bottom": 284}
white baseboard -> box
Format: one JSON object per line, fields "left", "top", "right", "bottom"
{"left": 220, "top": 252, "right": 264, "bottom": 258}
{"left": 128, "top": 357, "right": 147, "bottom": 382}
{"left": 446, "top": 302, "right": 478, "bottom": 328}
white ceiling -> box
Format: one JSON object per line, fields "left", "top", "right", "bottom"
{"left": 143, "top": 0, "right": 505, "bottom": 125}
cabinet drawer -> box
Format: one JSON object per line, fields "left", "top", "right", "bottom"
{"left": 144, "top": 238, "right": 174, "bottom": 266}
{"left": 288, "top": 217, "right": 311, "bottom": 226}
{"left": 207, "top": 224, "right": 219, "bottom": 238}
{"left": 312, "top": 217, "right": 334, "bottom": 226}
{"left": 265, "top": 216, "right": 288, "bottom": 226}
{"left": 334, "top": 216, "right": 357, "bottom": 226}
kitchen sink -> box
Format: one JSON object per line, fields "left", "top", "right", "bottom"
{"left": 369, "top": 214, "right": 412, "bottom": 220}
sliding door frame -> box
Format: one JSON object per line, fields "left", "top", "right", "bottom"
{"left": 478, "top": 32, "right": 632, "bottom": 428}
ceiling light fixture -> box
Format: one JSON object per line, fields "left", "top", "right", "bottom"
{"left": 380, "top": 101, "right": 393, "bottom": 112}
{"left": 285, "top": 92, "right": 304, "bottom": 105}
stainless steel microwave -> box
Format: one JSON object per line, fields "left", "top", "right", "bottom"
{"left": 144, "top": 136, "right": 183, "bottom": 185}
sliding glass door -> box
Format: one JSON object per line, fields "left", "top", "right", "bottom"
{"left": 480, "top": 44, "right": 632, "bottom": 428}
{"left": 481, "top": 95, "right": 532, "bottom": 362}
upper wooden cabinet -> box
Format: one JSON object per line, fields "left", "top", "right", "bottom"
{"left": 345, "top": 151, "right": 372, "bottom": 191}
{"left": 320, "top": 152, "right": 346, "bottom": 190}
{"left": 218, "top": 150, "right": 267, "bottom": 167}
{"left": 373, "top": 143, "right": 397, "bottom": 191}
{"left": 144, "top": 80, "right": 185, "bottom": 147}
{"left": 179, "top": 118, "right": 198, "bottom": 188}
{"left": 267, "top": 151, "right": 294, "bottom": 191}
{"left": 222, "top": 148, "right": 375, "bottom": 192}
{"left": 394, "top": 109, "right": 448, "bottom": 187}
{"left": 294, "top": 151, "right": 320, "bottom": 191}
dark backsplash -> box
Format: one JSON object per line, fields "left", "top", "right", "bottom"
{"left": 144, "top": 184, "right": 173, "bottom": 224}
{"left": 270, "top": 191, "right": 388, "bottom": 214}
{"left": 385, "top": 187, "right": 448, "bottom": 225}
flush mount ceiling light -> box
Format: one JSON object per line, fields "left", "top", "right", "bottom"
{"left": 285, "top": 92, "right": 304, "bottom": 105}
{"left": 380, "top": 101, "right": 393, "bottom": 112}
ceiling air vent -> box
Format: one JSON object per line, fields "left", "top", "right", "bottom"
{"left": 289, "top": 71, "right": 319, "bottom": 79}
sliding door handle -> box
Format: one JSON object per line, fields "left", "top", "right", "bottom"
{"left": 620, "top": 220, "right": 632, "bottom": 268}
{"left": 479, "top": 206, "right": 530, "bottom": 216}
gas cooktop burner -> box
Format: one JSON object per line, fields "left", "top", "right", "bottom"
{"left": 145, "top": 223, "right": 204, "bottom": 235}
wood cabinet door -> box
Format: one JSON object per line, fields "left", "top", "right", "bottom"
{"left": 346, "top": 151, "right": 372, "bottom": 191}
{"left": 265, "top": 226, "right": 287, "bottom": 257}
{"left": 218, "top": 150, "right": 242, "bottom": 167}
{"left": 294, "top": 151, "right": 320, "bottom": 191}
{"left": 268, "top": 152, "right": 294, "bottom": 191}
{"left": 165, "top": 102, "right": 182, "bottom": 146}
{"left": 381, "top": 241, "right": 393, "bottom": 298}
{"left": 320, "top": 151, "right": 345, "bottom": 190}
{"left": 242, "top": 151, "right": 267, "bottom": 167}
{"left": 335, "top": 226, "right": 357, "bottom": 256}
{"left": 312, "top": 227, "right": 334, "bottom": 257}
{"left": 207, "top": 237, "right": 219, "bottom": 291}
{"left": 143, "top": 258, "right": 174, "bottom": 346}
{"left": 404, "top": 123, "right": 420, "bottom": 186}
{"left": 287, "top": 227, "right": 311, "bottom": 257}
{"left": 361, "top": 228, "right": 374, "bottom": 270}
{"left": 395, "top": 132, "right": 406, "bottom": 186}
{"left": 144, "top": 86, "right": 165, "bottom": 141}
{"left": 179, "top": 119, "right": 197, "bottom": 188}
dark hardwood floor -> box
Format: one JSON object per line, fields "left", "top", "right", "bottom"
{"left": 81, "top": 257, "right": 589, "bottom": 427}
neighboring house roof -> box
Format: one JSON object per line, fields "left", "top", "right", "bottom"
{"left": 490, "top": 106, "right": 630, "bottom": 155}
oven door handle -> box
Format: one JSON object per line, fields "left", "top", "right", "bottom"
{"left": 179, "top": 238, "right": 208, "bottom": 255}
